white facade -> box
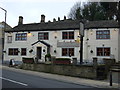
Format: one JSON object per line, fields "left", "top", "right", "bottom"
{"left": 83, "top": 28, "right": 119, "bottom": 62}
{"left": 3, "top": 19, "right": 120, "bottom": 64}
{"left": 4, "top": 30, "right": 80, "bottom": 63}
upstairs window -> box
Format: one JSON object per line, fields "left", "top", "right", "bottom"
{"left": 16, "top": 33, "right": 27, "bottom": 41}
{"left": 7, "top": 36, "right": 12, "bottom": 43}
{"left": 8, "top": 48, "right": 19, "bottom": 55}
{"left": 96, "top": 30, "right": 110, "bottom": 39}
{"left": 62, "top": 31, "right": 74, "bottom": 39}
{"left": 97, "top": 47, "right": 110, "bottom": 56}
{"left": 38, "top": 32, "right": 49, "bottom": 40}
{"left": 62, "top": 48, "right": 74, "bottom": 56}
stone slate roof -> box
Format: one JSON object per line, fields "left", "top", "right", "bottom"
{"left": 0, "top": 22, "right": 12, "bottom": 30}
{"left": 84, "top": 20, "right": 119, "bottom": 29}
{"left": 5, "top": 20, "right": 119, "bottom": 32}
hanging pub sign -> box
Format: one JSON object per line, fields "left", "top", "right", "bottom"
{"left": 80, "top": 22, "right": 84, "bottom": 37}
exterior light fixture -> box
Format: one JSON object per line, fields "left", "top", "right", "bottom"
{"left": 27, "top": 31, "right": 32, "bottom": 36}
{"left": 54, "top": 50, "right": 57, "bottom": 53}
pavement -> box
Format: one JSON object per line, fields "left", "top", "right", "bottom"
{"left": 1, "top": 65, "right": 120, "bottom": 88}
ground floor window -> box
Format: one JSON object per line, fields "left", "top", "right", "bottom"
{"left": 97, "top": 47, "right": 110, "bottom": 56}
{"left": 62, "top": 48, "right": 74, "bottom": 56}
{"left": 21, "top": 48, "right": 27, "bottom": 56}
{"left": 8, "top": 48, "right": 19, "bottom": 55}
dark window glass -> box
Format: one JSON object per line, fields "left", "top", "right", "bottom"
{"left": 8, "top": 48, "right": 18, "bottom": 55}
{"left": 21, "top": 48, "right": 26, "bottom": 56}
{"left": 16, "top": 33, "right": 27, "bottom": 41}
{"left": 38, "top": 32, "right": 49, "bottom": 40}
{"left": 96, "top": 30, "right": 110, "bottom": 39}
{"left": 62, "top": 48, "right": 74, "bottom": 56}
{"left": 62, "top": 31, "right": 74, "bottom": 39}
{"left": 97, "top": 47, "right": 110, "bottom": 56}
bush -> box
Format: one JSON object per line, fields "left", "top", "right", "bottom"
{"left": 22, "top": 57, "right": 34, "bottom": 64}
{"left": 45, "top": 53, "right": 51, "bottom": 61}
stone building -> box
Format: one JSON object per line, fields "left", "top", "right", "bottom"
{"left": 0, "top": 22, "right": 12, "bottom": 62}
{"left": 3, "top": 15, "right": 120, "bottom": 64}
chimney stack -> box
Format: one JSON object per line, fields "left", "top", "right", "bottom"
{"left": 41, "top": 14, "right": 45, "bottom": 22}
{"left": 58, "top": 17, "right": 60, "bottom": 21}
{"left": 18, "top": 16, "right": 23, "bottom": 25}
{"left": 64, "top": 16, "right": 66, "bottom": 20}
{"left": 53, "top": 18, "right": 56, "bottom": 22}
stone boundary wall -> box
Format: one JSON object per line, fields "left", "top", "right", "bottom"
{"left": 20, "top": 64, "right": 98, "bottom": 79}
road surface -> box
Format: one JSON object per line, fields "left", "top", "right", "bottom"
{"left": 1, "top": 66, "right": 95, "bottom": 88}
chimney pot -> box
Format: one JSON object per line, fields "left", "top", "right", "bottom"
{"left": 41, "top": 14, "right": 45, "bottom": 22}
{"left": 58, "top": 17, "right": 60, "bottom": 21}
{"left": 18, "top": 16, "right": 23, "bottom": 25}
{"left": 53, "top": 18, "right": 56, "bottom": 22}
{"left": 64, "top": 16, "right": 66, "bottom": 20}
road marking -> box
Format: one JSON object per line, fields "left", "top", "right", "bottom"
{"left": 0, "top": 77, "right": 28, "bottom": 86}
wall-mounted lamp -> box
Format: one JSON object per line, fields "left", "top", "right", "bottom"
{"left": 29, "top": 49, "right": 33, "bottom": 53}
{"left": 54, "top": 36, "right": 57, "bottom": 39}
{"left": 27, "top": 31, "right": 32, "bottom": 36}
{"left": 90, "top": 50, "right": 93, "bottom": 53}
{"left": 90, "top": 29, "right": 93, "bottom": 35}
{"left": 43, "top": 49, "right": 46, "bottom": 52}
{"left": 86, "top": 38, "right": 89, "bottom": 41}
{"left": 3, "top": 50, "right": 6, "bottom": 53}
{"left": 54, "top": 50, "right": 57, "bottom": 53}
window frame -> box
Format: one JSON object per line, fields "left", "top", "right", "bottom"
{"left": 7, "top": 36, "right": 12, "bottom": 43}
{"left": 97, "top": 47, "right": 111, "bottom": 56}
{"left": 8, "top": 48, "right": 19, "bottom": 55}
{"left": 21, "top": 48, "right": 27, "bottom": 56}
{"left": 62, "top": 48, "right": 74, "bottom": 56}
{"left": 62, "top": 31, "right": 74, "bottom": 39}
{"left": 38, "top": 32, "right": 49, "bottom": 40}
{"left": 15, "top": 33, "right": 27, "bottom": 41}
{"left": 96, "top": 30, "right": 110, "bottom": 39}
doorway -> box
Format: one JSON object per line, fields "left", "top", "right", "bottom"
{"left": 37, "top": 47, "right": 42, "bottom": 59}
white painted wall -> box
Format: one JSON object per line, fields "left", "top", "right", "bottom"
{"left": 4, "top": 28, "right": 119, "bottom": 63}
{"left": 83, "top": 28, "right": 119, "bottom": 62}
{"left": 4, "top": 29, "right": 80, "bottom": 62}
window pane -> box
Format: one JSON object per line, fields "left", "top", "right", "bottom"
{"left": 69, "top": 48, "right": 74, "bottom": 56}
{"left": 62, "top": 48, "right": 67, "bottom": 56}
{"left": 97, "top": 48, "right": 103, "bottom": 56}
{"left": 96, "top": 30, "right": 110, "bottom": 39}
{"left": 62, "top": 32, "right": 68, "bottom": 39}
{"left": 7, "top": 36, "right": 12, "bottom": 43}
{"left": 104, "top": 48, "right": 110, "bottom": 56}
{"left": 16, "top": 33, "right": 27, "bottom": 41}
{"left": 38, "top": 32, "right": 48, "bottom": 40}
{"left": 21, "top": 48, "right": 26, "bottom": 56}
{"left": 69, "top": 32, "right": 74, "bottom": 39}
{"left": 14, "top": 49, "right": 18, "bottom": 55}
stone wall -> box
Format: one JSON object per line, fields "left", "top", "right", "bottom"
{"left": 20, "top": 64, "right": 100, "bottom": 79}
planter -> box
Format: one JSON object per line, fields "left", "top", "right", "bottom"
{"left": 22, "top": 57, "right": 34, "bottom": 64}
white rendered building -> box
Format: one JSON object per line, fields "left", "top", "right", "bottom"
{"left": 4, "top": 15, "right": 120, "bottom": 64}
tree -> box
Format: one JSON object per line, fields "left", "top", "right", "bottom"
{"left": 100, "top": 2, "right": 120, "bottom": 25}
{"left": 68, "top": 2, "right": 108, "bottom": 21}
{"left": 68, "top": 1, "right": 120, "bottom": 25}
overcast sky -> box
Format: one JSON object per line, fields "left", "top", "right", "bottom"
{"left": 0, "top": 0, "right": 85, "bottom": 27}
{"left": 0, "top": 0, "right": 119, "bottom": 27}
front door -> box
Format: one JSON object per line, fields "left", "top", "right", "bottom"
{"left": 37, "top": 47, "right": 42, "bottom": 59}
